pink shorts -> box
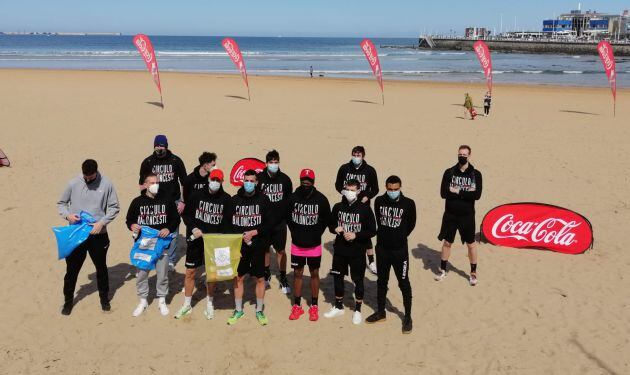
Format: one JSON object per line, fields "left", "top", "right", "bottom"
{"left": 291, "top": 243, "right": 322, "bottom": 258}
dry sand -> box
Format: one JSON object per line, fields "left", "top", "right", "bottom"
{"left": 0, "top": 69, "right": 629, "bottom": 374}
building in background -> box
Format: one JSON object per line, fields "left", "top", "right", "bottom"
{"left": 464, "top": 27, "right": 490, "bottom": 39}
{"left": 542, "top": 7, "right": 629, "bottom": 40}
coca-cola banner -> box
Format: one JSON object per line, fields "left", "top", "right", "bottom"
{"left": 230, "top": 158, "right": 265, "bottom": 187}
{"left": 133, "top": 34, "right": 163, "bottom": 106}
{"left": 481, "top": 203, "right": 593, "bottom": 255}
{"left": 222, "top": 37, "right": 250, "bottom": 100}
{"left": 597, "top": 41, "right": 616, "bottom": 115}
{"left": 473, "top": 41, "right": 492, "bottom": 93}
{"left": 360, "top": 39, "right": 384, "bottom": 104}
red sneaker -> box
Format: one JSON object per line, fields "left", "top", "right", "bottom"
{"left": 289, "top": 305, "right": 304, "bottom": 320}
{"left": 308, "top": 305, "right": 319, "bottom": 321}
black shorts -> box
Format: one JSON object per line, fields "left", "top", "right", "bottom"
{"left": 267, "top": 222, "right": 287, "bottom": 252}
{"left": 291, "top": 255, "right": 322, "bottom": 270}
{"left": 237, "top": 245, "right": 266, "bottom": 278}
{"left": 438, "top": 212, "right": 476, "bottom": 244}
{"left": 331, "top": 253, "right": 366, "bottom": 280}
{"left": 184, "top": 238, "right": 204, "bottom": 269}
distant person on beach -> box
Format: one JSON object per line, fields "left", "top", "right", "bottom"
{"left": 310, "top": 66, "right": 313, "bottom": 78}
{"left": 286, "top": 168, "right": 331, "bottom": 321}
{"left": 325, "top": 179, "right": 376, "bottom": 325}
{"left": 126, "top": 173, "right": 180, "bottom": 317}
{"left": 365, "top": 175, "right": 416, "bottom": 334}
{"left": 175, "top": 169, "right": 231, "bottom": 320}
{"left": 182, "top": 152, "right": 217, "bottom": 203}
{"left": 257, "top": 150, "right": 293, "bottom": 294}
{"left": 464, "top": 93, "right": 476, "bottom": 120}
{"left": 484, "top": 91, "right": 492, "bottom": 116}
{"left": 225, "top": 169, "right": 273, "bottom": 326}
{"left": 435, "top": 145, "right": 483, "bottom": 286}
{"left": 335, "top": 146, "right": 379, "bottom": 274}
{"left": 138, "top": 135, "right": 187, "bottom": 271}
{"left": 57, "top": 159, "right": 120, "bottom": 315}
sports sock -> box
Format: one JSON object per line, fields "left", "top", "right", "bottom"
{"left": 294, "top": 296, "right": 301, "bottom": 306}
{"left": 471, "top": 263, "right": 477, "bottom": 273}
{"left": 311, "top": 297, "right": 318, "bottom": 306}
{"left": 440, "top": 260, "right": 448, "bottom": 272}
{"left": 335, "top": 298, "right": 343, "bottom": 309}
{"left": 355, "top": 301, "right": 362, "bottom": 312}
{"left": 256, "top": 298, "right": 264, "bottom": 312}
{"left": 235, "top": 298, "right": 243, "bottom": 312}
{"left": 184, "top": 296, "right": 192, "bottom": 308}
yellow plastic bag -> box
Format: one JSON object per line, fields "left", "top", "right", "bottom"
{"left": 203, "top": 234, "right": 242, "bottom": 282}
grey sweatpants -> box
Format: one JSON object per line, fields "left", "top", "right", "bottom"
{"left": 136, "top": 252, "right": 169, "bottom": 298}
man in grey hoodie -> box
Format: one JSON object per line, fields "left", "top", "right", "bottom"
{"left": 57, "top": 159, "right": 120, "bottom": 315}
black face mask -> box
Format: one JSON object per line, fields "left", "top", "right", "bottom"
{"left": 300, "top": 185, "right": 314, "bottom": 197}
{"left": 155, "top": 149, "right": 167, "bottom": 157}
{"left": 458, "top": 156, "right": 468, "bottom": 166}
{"left": 84, "top": 177, "right": 97, "bottom": 184}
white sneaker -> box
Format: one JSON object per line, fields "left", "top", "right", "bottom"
{"left": 469, "top": 275, "right": 478, "bottom": 286}
{"left": 132, "top": 299, "right": 148, "bottom": 317}
{"left": 158, "top": 298, "right": 169, "bottom": 316}
{"left": 352, "top": 311, "right": 362, "bottom": 325}
{"left": 204, "top": 304, "right": 215, "bottom": 320}
{"left": 324, "top": 307, "right": 345, "bottom": 319}
{"left": 434, "top": 270, "right": 448, "bottom": 281}
{"left": 368, "top": 262, "right": 377, "bottom": 275}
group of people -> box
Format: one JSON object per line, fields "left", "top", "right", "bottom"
{"left": 463, "top": 92, "right": 492, "bottom": 120}
{"left": 57, "top": 136, "right": 483, "bottom": 334}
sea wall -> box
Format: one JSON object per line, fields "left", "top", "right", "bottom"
{"left": 420, "top": 38, "right": 630, "bottom": 56}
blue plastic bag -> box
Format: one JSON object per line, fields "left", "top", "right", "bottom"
{"left": 129, "top": 226, "right": 175, "bottom": 271}
{"left": 52, "top": 211, "right": 97, "bottom": 260}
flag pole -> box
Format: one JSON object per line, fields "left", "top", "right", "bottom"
{"left": 160, "top": 94, "right": 164, "bottom": 109}
{"left": 247, "top": 85, "right": 251, "bottom": 102}
{"left": 381, "top": 91, "right": 384, "bottom": 106}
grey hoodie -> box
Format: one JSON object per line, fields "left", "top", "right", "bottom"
{"left": 57, "top": 173, "right": 120, "bottom": 233}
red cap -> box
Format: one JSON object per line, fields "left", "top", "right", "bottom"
{"left": 300, "top": 168, "right": 315, "bottom": 181}
{"left": 209, "top": 168, "right": 224, "bottom": 182}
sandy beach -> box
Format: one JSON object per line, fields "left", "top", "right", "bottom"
{"left": 0, "top": 69, "right": 629, "bottom": 374}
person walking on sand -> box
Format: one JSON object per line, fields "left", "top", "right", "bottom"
{"left": 483, "top": 91, "right": 492, "bottom": 116}
{"left": 57, "top": 159, "right": 120, "bottom": 315}
{"left": 434, "top": 145, "right": 483, "bottom": 286}
{"left": 464, "top": 93, "right": 476, "bottom": 120}
{"left": 310, "top": 66, "right": 314, "bottom": 78}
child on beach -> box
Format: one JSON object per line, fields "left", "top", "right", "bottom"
{"left": 464, "top": 93, "right": 476, "bottom": 120}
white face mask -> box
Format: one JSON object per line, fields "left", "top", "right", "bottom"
{"left": 208, "top": 180, "right": 221, "bottom": 192}
{"left": 343, "top": 189, "right": 358, "bottom": 202}
{"left": 148, "top": 183, "right": 159, "bottom": 195}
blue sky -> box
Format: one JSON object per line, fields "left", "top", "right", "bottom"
{"left": 1, "top": 1, "right": 629, "bottom": 37}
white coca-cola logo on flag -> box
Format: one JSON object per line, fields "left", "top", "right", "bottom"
{"left": 475, "top": 45, "right": 490, "bottom": 70}
{"left": 481, "top": 203, "right": 593, "bottom": 255}
{"left": 362, "top": 43, "right": 377, "bottom": 67}
{"left": 223, "top": 40, "right": 240, "bottom": 64}
{"left": 135, "top": 38, "right": 153, "bottom": 63}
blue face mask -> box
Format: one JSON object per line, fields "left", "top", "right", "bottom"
{"left": 352, "top": 156, "right": 363, "bottom": 166}
{"left": 243, "top": 181, "right": 256, "bottom": 193}
{"left": 387, "top": 190, "right": 401, "bottom": 200}
{"left": 267, "top": 163, "right": 279, "bottom": 173}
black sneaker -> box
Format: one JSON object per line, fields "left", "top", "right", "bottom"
{"left": 101, "top": 299, "right": 111, "bottom": 312}
{"left": 365, "top": 311, "right": 386, "bottom": 324}
{"left": 279, "top": 278, "right": 291, "bottom": 294}
{"left": 61, "top": 301, "right": 73, "bottom": 316}
{"left": 402, "top": 316, "right": 413, "bottom": 334}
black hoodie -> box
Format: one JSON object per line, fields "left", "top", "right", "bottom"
{"left": 182, "top": 165, "right": 209, "bottom": 204}
{"left": 335, "top": 160, "right": 379, "bottom": 201}
{"left": 138, "top": 150, "right": 187, "bottom": 202}
{"left": 374, "top": 192, "right": 417, "bottom": 248}
{"left": 258, "top": 167, "right": 293, "bottom": 225}
{"left": 329, "top": 197, "right": 376, "bottom": 257}
{"left": 182, "top": 186, "right": 231, "bottom": 237}
{"left": 125, "top": 193, "right": 180, "bottom": 232}
{"left": 225, "top": 187, "right": 273, "bottom": 250}
{"left": 440, "top": 163, "right": 483, "bottom": 216}
{"left": 286, "top": 186, "right": 331, "bottom": 248}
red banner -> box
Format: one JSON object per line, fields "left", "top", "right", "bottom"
{"left": 222, "top": 37, "right": 250, "bottom": 100}
{"left": 0, "top": 148, "right": 10, "bottom": 167}
{"left": 360, "top": 39, "right": 384, "bottom": 104}
{"left": 473, "top": 41, "right": 493, "bottom": 93}
{"left": 597, "top": 41, "right": 617, "bottom": 115}
{"left": 133, "top": 34, "right": 163, "bottom": 106}
{"left": 230, "top": 158, "right": 265, "bottom": 186}
{"left": 481, "top": 203, "right": 593, "bottom": 255}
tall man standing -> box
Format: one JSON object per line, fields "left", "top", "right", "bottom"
{"left": 366, "top": 175, "right": 416, "bottom": 334}
{"left": 57, "top": 159, "right": 120, "bottom": 315}
{"left": 258, "top": 150, "right": 293, "bottom": 294}
{"left": 225, "top": 170, "right": 273, "bottom": 326}
{"left": 435, "top": 145, "right": 483, "bottom": 286}
{"left": 335, "top": 146, "right": 379, "bottom": 274}
{"left": 286, "top": 169, "right": 330, "bottom": 321}
{"left": 325, "top": 179, "right": 376, "bottom": 325}
{"left": 139, "top": 135, "right": 187, "bottom": 270}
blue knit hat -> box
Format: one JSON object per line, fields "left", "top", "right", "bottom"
{"left": 154, "top": 135, "right": 168, "bottom": 147}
